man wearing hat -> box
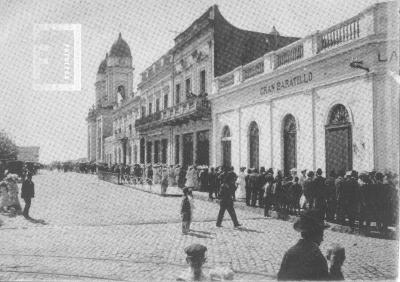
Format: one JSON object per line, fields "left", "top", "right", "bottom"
{"left": 177, "top": 244, "right": 208, "bottom": 281}
{"left": 216, "top": 177, "right": 241, "bottom": 228}
{"left": 277, "top": 209, "right": 345, "bottom": 280}
{"left": 21, "top": 172, "right": 35, "bottom": 219}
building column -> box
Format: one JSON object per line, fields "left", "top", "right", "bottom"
{"left": 193, "top": 130, "right": 197, "bottom": 165}
{"left": 211, "top": 112, "right": 218, "bottom": 167}
{"left": 179, "top": 134, "right": 184, "bottom": 165}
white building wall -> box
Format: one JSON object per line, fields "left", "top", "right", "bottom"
{"left": 270, "top": 93, "right": 314, "bottom": 172}
{"left": 314, "top": 78, "right": 374, "bottom": 172}
{"left": 240, "top": 103, "right": 270, "bottom": 169}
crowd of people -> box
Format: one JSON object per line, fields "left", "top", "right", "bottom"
{"left": 96, "top": 163, "right": 398, "bottom": 232}
{"left": 0, "top": 167, "right": 35, "bottom": 219}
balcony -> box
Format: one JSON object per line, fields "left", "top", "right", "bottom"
{"left": 135, "top": 96, "right": 211, "bottom": 130}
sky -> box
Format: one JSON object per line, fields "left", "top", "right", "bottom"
{"left": 0, "top": 0, "right": 383, "bottom": 164}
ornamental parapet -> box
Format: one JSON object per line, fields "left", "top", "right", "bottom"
{"left": 213, "top": 2, "right": 383, "bottom": 93}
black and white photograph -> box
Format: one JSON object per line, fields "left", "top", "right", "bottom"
{"left": 0, "top": 0, "right": 399, "bottom": 280}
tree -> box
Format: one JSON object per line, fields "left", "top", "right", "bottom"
{"left": 0, "top": 130, "right": 18, "bottom": 160}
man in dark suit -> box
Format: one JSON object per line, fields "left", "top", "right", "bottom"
{"left": 216, "top": 178, "right": 241, "bottom": 228}
{"left": 21, "top": 172, "right": 35, "bottom": 219}
{"left": 249, "top": 168, "right": 260, "bottom": 207}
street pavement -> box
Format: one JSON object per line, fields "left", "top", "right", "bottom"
{"left": 0, "top": 171, "right": 398, "bottom": 281}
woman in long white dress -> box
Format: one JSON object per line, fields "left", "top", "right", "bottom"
{"left": 0, "top": 181, "right": 9, "bottom": 212}
{"left": 235, "top": 167, "right": 247, "bottom": 201}
{"left": 185, "top": 166, "right": 195, "bottom": 189}
{"left": 7, "top": 174, "right": 22, "bottom": 212}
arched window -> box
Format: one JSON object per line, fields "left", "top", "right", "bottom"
{"left": 283, "top": 114, "right": 297, "bottom": 176}
{"left": 325, "top": 104, "right": 352, "bottom": 174}
{"left": 328, "top": 104, "right": 350, "bottom": 125}
{"left": 249, "top": 121, "right": 259, "bottom": 169}
{"left": 221, "top": 126, "right": 231, "bottom": 168}
{"left": 117, "top": 85, "right": 125, "bottom": 100}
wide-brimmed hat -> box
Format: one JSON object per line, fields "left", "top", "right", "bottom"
{"left": 293, "top": 209, "right": 329, "bottom": 233}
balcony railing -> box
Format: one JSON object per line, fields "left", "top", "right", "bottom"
{"left": 276, "top": 44, "right": 304, "bottom": 68}
{"left": 243, "top": 60, "right": 264, "bottom": 81}
{"left": 135, "top": 96, "right": 211, "bottom": 129}
{"left": 319, "top": 18, "right": 360, "bottom": 52}
{"left": 135, "top": 111, "right": 161, "bottom": 127}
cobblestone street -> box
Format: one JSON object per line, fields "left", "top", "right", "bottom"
{"left": 0, "top": 172, "right": 398, "bottom": 281}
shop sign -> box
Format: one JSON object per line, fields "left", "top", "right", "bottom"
{"left": 260, "top": 72, "right": 313, "bottom": 96}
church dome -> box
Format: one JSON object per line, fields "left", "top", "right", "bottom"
{"left": 109, "top": 33, "right": 132, "bottom": 57}
{"left": 97, "top": 57, "right": 107, "bottom": 74}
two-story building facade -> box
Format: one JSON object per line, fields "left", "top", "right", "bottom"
{"left": 135, "top": 5, "right": 298, "bottom": 168}
{"left": 211, "top": 2, "right": 399, "bottom": 175}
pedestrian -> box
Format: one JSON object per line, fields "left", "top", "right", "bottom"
{"left": 226, "top": 166, "right": 237, "bottom": 199}
{"left": 257, "top": 167, "right": 267, "bottom": 207}
{"left": 299, "top": 169, "right": 307, "bottom": 188}
{"left": 115, "top": 165, "right": 121, "bottom": 184}
{"left": 177, "top": 244, "right": 208, "bottom": 281}
{"left": 342, "top": 171, "right": 360, "bottom": 229}
{"left": 185, "top": 166, "right": 196, "bottom": 189}
{"left": 21, "top": 172, "right": 35, "bottom": 219}
{"left": 180, "top": 187, "right": 192, "bottom": 234}
{"left": 277, "top": 209, "right": 345, "bottom": 280}
{"left": 6, "top": 174, "right": 22, "bottom": 213}
{"left": 168, "top": 165, "right": 176, "bottom": 186}
{"left": 263, "top": 172, "right": 275, "bottom": 217}
{"left": 245, "top": 168, "right": 252, "bottom": 206}
{"left": 147, "top": 165, "right": 153, "bottom": 185}
{"left": 325, "top": 171, "right": 337, "bottom": 221}
{"left": 313, "top": 168, "right": 327, "bottom": 218}
{"left": 235, "top": 167, "right": 246, "bottom": 202}
{"left": 216, "top": 178, "right": 241, "bottom": 228}
{"left": 199, "top": 167, "right": 209, "bottom": 192}
{"left": 249, "top": 168, "right": 259, "bottom": 207}
{"left": 208, "top": 167, "right": 217, "bottom": 200}
{"left": 302, "top": 171, "right": 315, "bottom": 210}
{"left": 161, "top": 168, "right": 169, "bottom": 196}
{"left": 174, "top": 165, "right": 181, "bottom": 186}
{"left": 292, "top": 177, "right": 302, "bottom": 215}
{"left": 178, "top": 166, "right": 186, "bottom": 189}
{"left": 375, "top": 172, "right": 390, "bottom": 232}
{"left": 335, "top": 170, "right": 346, "bottom": 224}
{"left": 274, "top": 170, "right": 283, "bottom": 210}
{"left": 0, "top": 181, "right": 9, "bottom": 212}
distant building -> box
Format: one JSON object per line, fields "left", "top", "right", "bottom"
{"left": 135, "top": 5, "right": 297, "bottom": 167}
{"left": 17, "top": 146, "right": 40, "bottom": 162}
{"left": 87, "top": 5, "right": 298, "bottom": 167}
{"left": 86, "top": 33, "right": 135, "bottom": 165}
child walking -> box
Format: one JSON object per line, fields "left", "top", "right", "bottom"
{"left": 181, "top": 188, "right": 192, "bottom": 234}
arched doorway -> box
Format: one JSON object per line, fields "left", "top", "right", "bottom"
{"left": 283, "top": 114, "right": 297, "bottom": 176}
{"left": 221, "top": 126, "right": 231, "bottom": 168}
{"left": 325, "top": 104, "right": 352, "bottom": 174}
{"left": 249, "top": 121, "right": 259, "bottom": 169}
